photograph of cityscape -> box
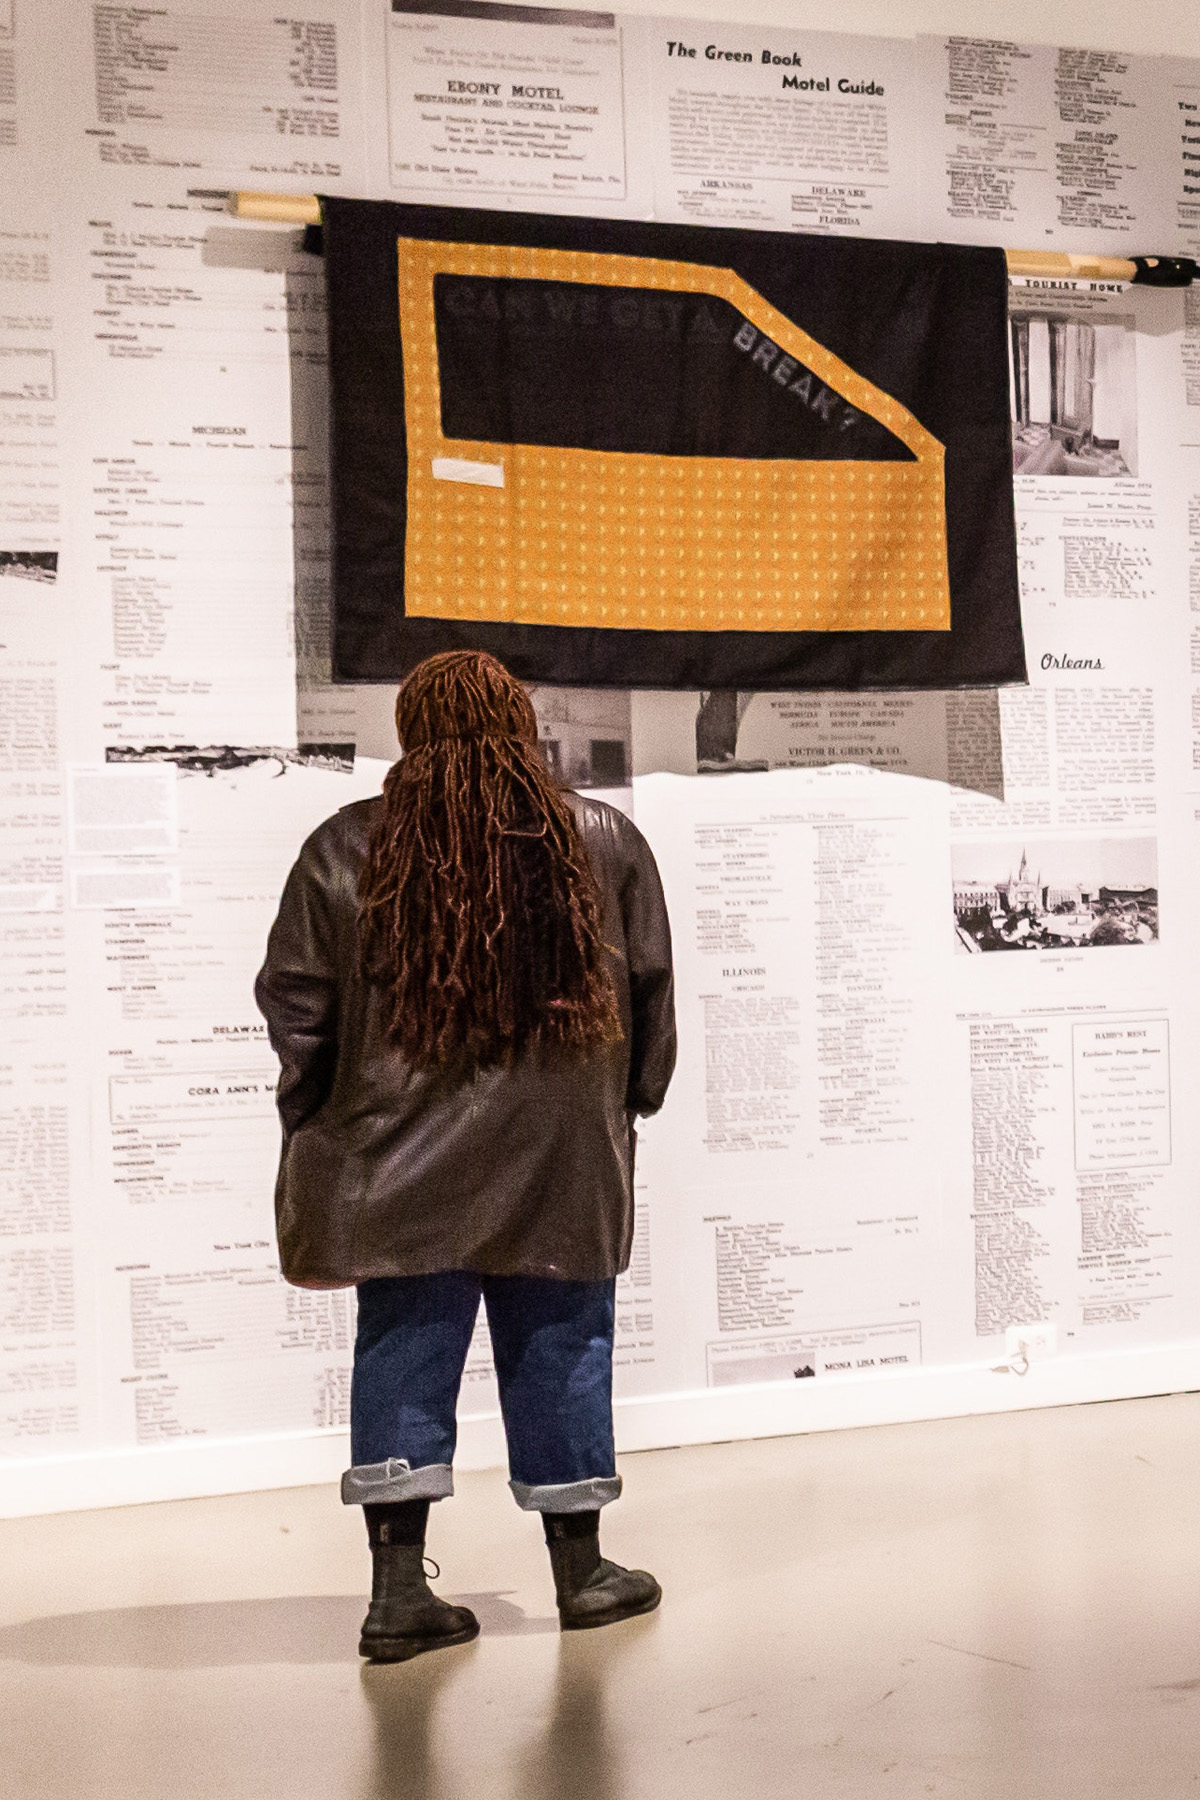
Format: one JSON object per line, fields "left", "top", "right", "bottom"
{"left": 952, "top": 837, "right": 1158, "bottom": 953}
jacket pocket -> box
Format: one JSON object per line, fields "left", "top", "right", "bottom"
{"left": 276, "top": 1122, "right": 366, "bottom": 1286}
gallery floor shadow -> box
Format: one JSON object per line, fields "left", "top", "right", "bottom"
{"left": 0, "top": 1590, "right": 554, "bottom": 1669}
{"left": 360, "top": 1623, "right": 649, "bottom": 1800}
{"left": 511, "top": 1627, "right": 654, "bottom": 1800}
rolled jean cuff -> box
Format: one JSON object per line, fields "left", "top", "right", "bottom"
{"left": 509, "top": 1475, "right": 622, "bottom": 1513}
{"left": 340, "top": 1459, "right": 455, "bottom": 1506}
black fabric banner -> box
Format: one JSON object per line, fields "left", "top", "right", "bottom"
{"left": 322, "top": 196, "right": 1025, "bottom": 691}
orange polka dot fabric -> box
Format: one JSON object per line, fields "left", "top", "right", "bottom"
{"left": 397, "top": 239, "right": 950, "bottom": 636}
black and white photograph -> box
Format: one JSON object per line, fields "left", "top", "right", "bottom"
{"left": 0, "top": 549, "right": 57, "bottom": 583}
{"left": 694, "top": 690, "right": 768, "bottom": 773}
{"left": 953, "top": 837, "right": 1158, "bottom": 952}
{"left": 530, "top": 685, "right": 632, "bottom": 790}
{"left": 105, "top": 743, "right": 355, "bottom": 777}
{"left": 1010, "top": 311, "right": 1138, "bottom": 477}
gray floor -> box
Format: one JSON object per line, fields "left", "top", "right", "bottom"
{"left": 4, "top": 1392, "right": 1200, "bottom": 1798}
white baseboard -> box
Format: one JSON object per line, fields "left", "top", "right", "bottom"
{"left": 4, "top": 1342, "right": 1199, "bottom": 1519}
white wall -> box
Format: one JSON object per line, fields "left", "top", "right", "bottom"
{"left": 3, "top": 0, "right": 1199, "bottom": 1517}
{"left": 615, "top": 0, "right": 1200, "bottom": 58}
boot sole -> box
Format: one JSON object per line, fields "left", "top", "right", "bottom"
{"left": 359, "top": 1618, "right": 481, "bottom": 1663}
{"left": 559, "top": 1589, "right": 662, "bottom": 1631}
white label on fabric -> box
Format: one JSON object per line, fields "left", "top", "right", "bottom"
{"left": 431, "top": 457, "right": 505, "bottom": 488}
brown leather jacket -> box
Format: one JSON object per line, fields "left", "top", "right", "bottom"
{"left": 255, "top": 791, "right": 676, "bottom": 1288}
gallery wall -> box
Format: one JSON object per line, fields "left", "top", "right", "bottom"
{"left": 617, "top": 0, "right": 1199, "bottom": 58}
{"left": 4, "top": 0, "right": 1200, "bottom": 1516}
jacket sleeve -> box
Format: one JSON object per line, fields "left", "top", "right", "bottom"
{"left": 618, "top": 817, "right": 677, "bottom": 1117}
{"left": 254, "top": 826, "right": 343, "bottom": 1137}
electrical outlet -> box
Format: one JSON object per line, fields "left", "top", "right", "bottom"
{"left": 1005, "top": 1323, "right": 1058, "bottom": 1361}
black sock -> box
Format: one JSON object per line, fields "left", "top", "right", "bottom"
{"left": 364, "top": 1499, "right": 431, "bottom": 1548}
{"left": 542, "top": 1509, "right": 600, "bottom": 1545}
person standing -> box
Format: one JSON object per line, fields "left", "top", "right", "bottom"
{"left": 256, "top": 650, "right": 676, "bottom": 1663}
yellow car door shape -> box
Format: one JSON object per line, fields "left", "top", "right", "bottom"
{"left": 397, "top": 239, "right": 950, "bottom": 635}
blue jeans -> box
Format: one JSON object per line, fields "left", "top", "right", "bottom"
{"left": 341, "top": 1272, "right": 620, "bottom": 1513}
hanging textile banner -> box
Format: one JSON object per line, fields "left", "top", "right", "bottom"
{"left": 321, "top": 196, "right": 1024, "bottom": 690}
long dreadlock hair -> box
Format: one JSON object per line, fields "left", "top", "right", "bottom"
{"left": 357, "top": 650, "right": 622, "bottom": 1072}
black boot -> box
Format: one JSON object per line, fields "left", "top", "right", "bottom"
{"left": 360, "top": 1505, "right": 479, "bottom": 1663}
{"left": 360, "top": 1543, "right": 479, "bottom": 1662}
{"left": 543, "top": 1512, "right": 661, "bottom": 1631}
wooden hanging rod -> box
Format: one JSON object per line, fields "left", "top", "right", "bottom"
{"left": 225, "top": 192, "right": 1194, "bottom": 285}
{"left": 230, "top": 191, "right": 322, "bottom": 225}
